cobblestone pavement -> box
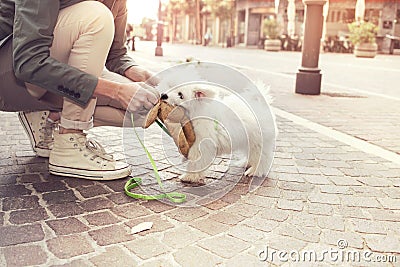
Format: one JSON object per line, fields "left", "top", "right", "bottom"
{"left": 1, "top": 44, "right": 400, "bottom": 266}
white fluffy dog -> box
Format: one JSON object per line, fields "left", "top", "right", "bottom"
{"left": 161, "top": 82, "right": 277, "bottom": 185}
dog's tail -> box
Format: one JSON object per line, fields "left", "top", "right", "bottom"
{"left": 241, "top": 79, "right": 273, "bottom": 105}
{"left": 254, "top": 80, "right": 273, "bottom": 105}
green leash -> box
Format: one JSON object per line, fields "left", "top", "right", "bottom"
{"left": 124, "top": 178, "right": 186, "bottom": 202}
{"left": 155, "top": 119, "right": 171, "bottom": 137}
{"left": 124, "top": 114, "right": 186, "bottom": 203}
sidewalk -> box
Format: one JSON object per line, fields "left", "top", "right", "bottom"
{"left": 0, "top": 45, "right": 399, "bottom": 266}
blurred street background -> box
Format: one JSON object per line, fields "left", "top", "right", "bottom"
{"left": 127, "top": 0, "right": 400, "bottom": 54}
{"left": 1, "top": 0, "right": 400, "bottom": 266}
{"left": 131, "top": 39, "right": 400, "bottom": 156}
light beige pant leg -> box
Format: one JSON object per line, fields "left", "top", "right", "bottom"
{"left": 94, "top": 69, "right": 146, "bottom": 128}
{"left": 27, "top": 1, "right": 115, "bottom": 130}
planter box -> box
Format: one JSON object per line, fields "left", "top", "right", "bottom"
{"left": 264, "top": 39, "right": 281, "bottom": 52}
{"left": 354, "top": 43, "right": 377, "bottom": 58}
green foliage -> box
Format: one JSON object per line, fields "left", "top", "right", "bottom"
{"left": 168, "top": 0, "right": 182, "bottom": 14}
{"left": 263, "top": 18, "right": 279, "bottom": 39}
{"left": 204, "top": 0, "right": 234, "bottom": 20}
{"left": 167, "top": 0, "right": 233, "bottom": 19}
{"left": 166, "top": 0, "right": 197, "bottom": 16}
{"left": 140, "top": 17, "right": 156, "bottom": 41}
{"left": 182, "top": 0, "right": 198, "bottom": 15}
{"left": 348, "top": 21, "right": 378, "bottom": 45}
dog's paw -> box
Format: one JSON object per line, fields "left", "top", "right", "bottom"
{"left": 245, "top": 166, "right": 269, "bottom": 178}
{"left": 244, "top": 166, "right": 256, "bottom": 177}
{"left": 180, "top": 173, "right": 205, "bottom": 185}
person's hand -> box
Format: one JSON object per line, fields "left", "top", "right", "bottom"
{"left": 117, "top": 82, "right": 159, "bottom": 113}
{"left": 125, "top": 66, "right": 153, "bottom": 83}
{"left": 125, "top": 66, "right": 159, "bottom": 87}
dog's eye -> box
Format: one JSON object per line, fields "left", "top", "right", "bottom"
{"left": 178, "top": 92, "right": 184, "bottom": 99}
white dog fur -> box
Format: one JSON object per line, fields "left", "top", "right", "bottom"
{"left": 163, "top": 82, "right": 277, "bottom": 184}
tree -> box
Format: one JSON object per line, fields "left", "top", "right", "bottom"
{"left": 204, "top": 0, "right": 234, "bottom": 21}
{"left": 203, "top": 0, "right": 235, "bottom": 44}
{"left": 166, "top": 0, "right": 235, "bottom": 44}
{"left": 141, "top": 17, "right": 156, "bottom": 41}
{"left": 166, "top": 0, "right": 201, "bottom": 43}
{"left": 168, "top": 0, "right": 182, "bottom": 42}
{"left": 195, "top": 0, "right": 202, "bottom": 44}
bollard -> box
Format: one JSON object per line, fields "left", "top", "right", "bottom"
{"left": 155, "top": 21, "right": 163, "bottom": 56}
{"left": 131, "top": 36, "right": 136, "bottom": 51}
{"left": 155, "top": 0, "right": 163, "bottom": 56}
{"left": 295, "top": 0, "right": 327, "bottom": 95}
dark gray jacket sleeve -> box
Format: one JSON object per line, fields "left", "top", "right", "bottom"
{"left": 12, "top": 0, "right": 98, "bottom": 106}
{"left": 105, "top": 0, "right": 137, "bottom": 75}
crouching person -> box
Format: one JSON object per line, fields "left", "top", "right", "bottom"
{"left": 0, "top": 0, "right": 159, "bottom": 180}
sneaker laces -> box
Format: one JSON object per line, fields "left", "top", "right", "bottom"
{"left": 38, "top": 115, "right": 57, "bottom": 147}
{"left": 85, "top": 139, "right": 114, "bottom": 161}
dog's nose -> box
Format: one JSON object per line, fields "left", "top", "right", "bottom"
{"left": 160, "top": 93, "right": 168, "bottom": 100}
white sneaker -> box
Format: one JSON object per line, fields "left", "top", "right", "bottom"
{"left": 49, "top": 131, "right": 131, "bottom": 180}
{"left": 18, "top": 111, "right": 56, "bottom": 157}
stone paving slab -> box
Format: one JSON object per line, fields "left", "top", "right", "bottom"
{"left": 0, "top": 110, "right": 399, "bottom": 266}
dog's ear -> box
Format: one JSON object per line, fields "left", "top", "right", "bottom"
{"left": 194, "top": 87, "right": 216, "bottom": 99}
{"left": 194, "top": 91, "right": 206, "bottom": 99}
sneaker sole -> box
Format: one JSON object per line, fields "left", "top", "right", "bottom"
{"left": 48, "top": 163, "right": 131, "bottom": 180}
{"left": 18, "top": 112, "right": 50, "bottom": 158}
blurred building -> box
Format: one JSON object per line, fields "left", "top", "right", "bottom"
{"left": 166, "top": 0, "right": 400, "bottom": 53}
{"left": 236, "top": 0, "right": 400, "bottom": 52}
{"left": 166, "top": 0, "right": 235, "bottom": 46}
{"left": 327, "top": 0, "right": 399, "bottom": 51}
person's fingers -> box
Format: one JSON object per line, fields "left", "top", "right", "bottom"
{"left": 146, "top": 75, "right": 160, "bottom": 87}
{"left": 127, "top": 100, "right": 141, "bottom": 113}
{"left": 144, "top": 70, "right": 154, "bottom": 80}
{"left": 129, "top": 66, "right": 154, "bottom": 82}
{"left": 139, "top": 83, "right": 160, "bottom": 103}
{"left": 147, "top": 92, "right": 159, "bottom": 105}
{"left": 151, "top": 89, "right": 160, "bottom": 101}
{"left": 141, "top": 82, "right": 159, "bottom": 95}
{"left": 120, "top": 82, "right": 160, "bottom": 114}
{"left": 143, "top": 100, "right": 154, "bottom": 110}
{"left": 132, "top": 113, "right": 146, "bottom": 128}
